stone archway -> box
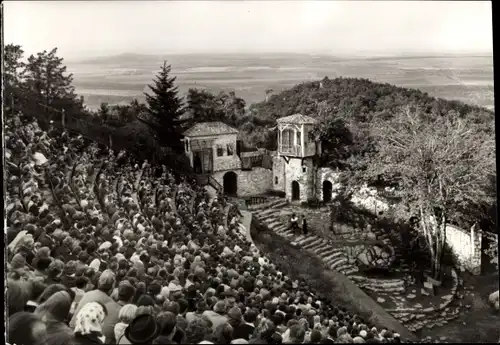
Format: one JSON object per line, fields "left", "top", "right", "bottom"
{"left": 323, "top": 180, "right": 333, "bottom": 202}
{"left": 291, "top": 181, "right": 300, "bottom": 201}
{"left": 223, "top": 171, "right": 238, "bottom": 196}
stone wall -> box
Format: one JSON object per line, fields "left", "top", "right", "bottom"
{"left": 351, "top": 186, "right": 391, "bottom": 215}
{"left": 316, "top": 168, "right": 342, "bottom": 201}
{"left": 272, "top": 156, "right": 285, "bottom": 193}
{"left": 445, "top": 224, "right": 482, "bottom": 275}
{"left": 342, "top": 186, "right": 484, "bottom": 275}
{"left": 213, "top": 167, "right": 273, "bottom": 197}
{"left": 212, "top": 134, "right": 242, "bottom": 171}
{"left": 276, "top": 206, "right": 332, "bottom": 237}
{"left": 284, "top": 157, "right": 315, "bottom": 202}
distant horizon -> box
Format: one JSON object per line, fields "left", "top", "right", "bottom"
{"left": 5, "top": 1, "right": 492, "bottom": 60}
{"left": 64, "top": 50, "right": 493, "bottom": 64}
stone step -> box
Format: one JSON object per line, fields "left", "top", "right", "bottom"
{"left": 353, "top": 277, "right": 405, "bottom": 286}
{"left": 295, "top": 235, "right": 306, "bottom": 242}
{"left": 280, "top": 229, "right": 294, "bottom": 237}
{"left": 328, "top": 257, "right": 348, "bottom": 270}
{"left": 321, "top": 250, "right": 344, "bottom": 261}
{"left": 259, "top": 213, "right": 278, "bottom": 222}
{"left": 248, "top": 198, "right": 285, "bottom": 211}
{"left": 315, "top": 245, "right": 337, "bottom": 256}
{"left": 297, "top": 236, "right": 318, "bottom": 246}
{"left": 303, "top": 238, "right": 325, "bottom": 250}
{"left": 336, "top": 263, "right": 356, "bottom": 272}
{"left": 342, "top": 267, "right": 359, "bottom": 275}
{"left": 274, "top": 225, "right": 288, "bottom": 233}
{"left": 275, "top": 227, "right": 289, "bottom": 235}
{"left": 311, "top": 242, "right": 331, "bottom": 257}
{"left": 305, "top": 240, "right": 328, "bottom": 251}
{"left": 362, "top": 285, "right": 406, "bottom": 293}
{"left": 268, "top": 220, "right": 282, "bottom": 228}
{"left": 256, "top": 208, "right": 280, "bottom": 217}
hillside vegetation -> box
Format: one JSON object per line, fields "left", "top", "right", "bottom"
{"left": 241, "top": 76, "right": 494, "bottom": 149}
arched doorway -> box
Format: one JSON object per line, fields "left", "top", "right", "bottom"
{"left": 223, "top": 171, "right": 238, "bottom": 196}
{"left": 323, "top": 180, "right": 332, "bottom": 202}
{"left": 291, "top": 181, "right": 300, "bottom": 201}
{"left": 193, "top": 154, "right": 202, "bottom": 174}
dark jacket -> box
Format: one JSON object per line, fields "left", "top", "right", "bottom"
{"left": 45, "top": 321, "right": 75, "bottom": 345}
{"left": 153, "top": 335, "right": 176, "bottom": 344}
{"left": 73, "top": 332, "right": 104, "bottom": 345}
{"left": 233, "top": 323, "right": 255, "bottom": 341}
{"left": 102, "top": 300, "right": 126, "bottom": 344}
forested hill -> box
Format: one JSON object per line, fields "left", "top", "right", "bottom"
{"left": 241, "top": 77, "right": 494, "bottom": 149}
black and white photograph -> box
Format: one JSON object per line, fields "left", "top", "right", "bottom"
{"left": 3, "top": 1, "right": 498, "bottom": 344}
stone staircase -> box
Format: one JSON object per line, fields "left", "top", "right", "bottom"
{"left": 251, "top": 201, "right": 359, "bottom": 277}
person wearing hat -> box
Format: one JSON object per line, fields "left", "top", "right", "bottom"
{"left": 118, "top": 314, "right": 159, "bottom": 345}
{"left": 154, "top": 311, "right": 184, "bottom": 345}
{"left": 233, "top": 308, "right": 257, "bottom": 341}
{"left": 226, "top": 306, "right": 243, "bottom": 330}
{"left": 102, "top": 281, "right": 137, "bottom": 343}
{"left": 202, "top": 300, "right": 228, "bottom": 332}
{"left": 70, "top": 269, "right": 116, "bottom": 329}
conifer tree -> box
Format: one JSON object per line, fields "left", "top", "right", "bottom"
{"left": 144, "top": 61, "right": 184, "bottom": 149}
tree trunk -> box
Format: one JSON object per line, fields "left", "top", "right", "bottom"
{"left": 419, "top": 205, "right": 446, "bottom": 281}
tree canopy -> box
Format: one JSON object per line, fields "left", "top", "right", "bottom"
{"left": 144, "top": 61, "right": 184, "bottom": 149}
{"left": 355, "top": 105, "right": 495, "bottom": 279}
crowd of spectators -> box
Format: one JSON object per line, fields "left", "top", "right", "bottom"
{"left": 6, "top": 113, "right": 406, "bottom": 345}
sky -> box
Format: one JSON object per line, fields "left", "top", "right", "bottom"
{"left": 3, "top": 1, "right": 493, "bottom": 59}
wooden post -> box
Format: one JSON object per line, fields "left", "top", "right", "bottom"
{"left": 61, "top": 109, "right": 66, "bottom": 128}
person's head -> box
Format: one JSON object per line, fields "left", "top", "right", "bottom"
{"left": 47, "top": 260, "right": 64, "bottom": 279}
{"left": 156, "top": 311, "right": 177, "bottom": 336}
{"left": 214, "top": 322, "right": 234, "bottom": 345}
{"left": 29, "top": 279, "right": 47, "bottom": 302}
{"left": 36, "top": 257, "right": 52, "bottom": 272}
{"left": 337, "top": 334, "right": 354, "bottom": 343}
{"left": 125, "top": 314, "right": 160, "bottom": 344}
{"left": 289, "top": 324, "right": 306, "bottom": 343}
{"left": 118, "top": 304, "right": 138, "bottom": 324}
{"left": 254, "top": 318, "right": 276, "bottom": 341}
{"left": 8, "top": 312, "right": 47, "bottom": 345}
{"left": 228, "top": 306, "right": 243, "bottom": 323}
{"left": 7, "top": 280, "right": 30, "bottom": 316}
{"left": 74, "top": 302, "right": 107, "bottom": 335}
{"left": 243, "top": 308, "right": 258, "bottom": 325}
{"left": 35, "top": 290, "right": 72, "bottom": 323}
{"left": 137, "top": 294, "right": 156, "bottom": 308}
{"left": 97, "top": 269, "right": 116, "bottom": 294}
{"left": 214, "top": 300, "right": 226, "bottom": 314}
{"left": 185, "top": 317, "right": 211, "bottom": 344}
{"left": 310, "top": 329, "right": 323, "bottom": 343}
{"left": 164, "top": 301, "right": 180, "bottom": 315}
{"left": 118, "top": 281, "right": 136, "bottom": 303}
{"left": 37, "top": 284, "right": 67, "bottom": 304}
{"left": 75, "top": 276, "right": 90, "bottom": 290}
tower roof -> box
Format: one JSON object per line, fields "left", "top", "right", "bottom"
{"left": 183, "top": 121, "right": 239, "bottom": 137}
{"left": 276, "top": 114, "right": 318, "bottom": 125}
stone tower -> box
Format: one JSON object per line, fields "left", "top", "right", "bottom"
{"left": 273, "top": 114, "right": 321, "bottom": 202}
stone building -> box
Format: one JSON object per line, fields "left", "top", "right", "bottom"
{"left": 272, "top": 114, "right": 325, "bottom": 202}
{"left": 183, "top": 122, "right": 272, "bottom": 197}
{"left": 183, "top": 115, "right": 339, "bottom": 202}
